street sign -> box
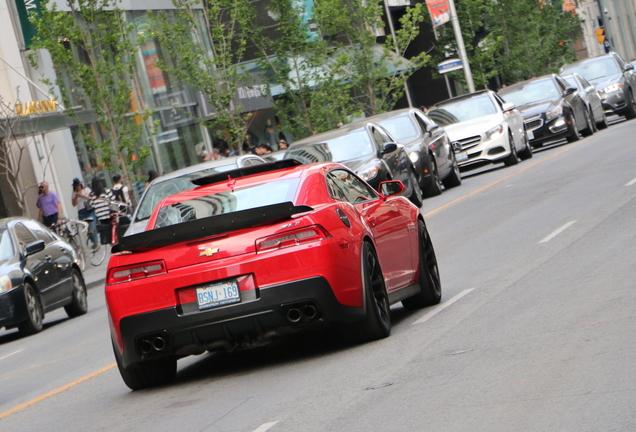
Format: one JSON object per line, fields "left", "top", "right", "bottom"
{"left": 438, "top": 59, "right": 463, "bottom": 74}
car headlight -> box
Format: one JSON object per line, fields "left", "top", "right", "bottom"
{"left": 545, "top": 105, "right": 563, "bottom": 122}
{"left": 602, "top": 83, "right": 623, "bottom": 93}
{"left": 358, "top": 164, "right": 380, "bottom": 182}
{"left": 484, "top": 125, "right": 504, "bottom": 141}
{"left": 0, "top": 275, "right": 12, "bottom": 294}
{"left": 408, "top": 151, "right": 419, "bottom": 163}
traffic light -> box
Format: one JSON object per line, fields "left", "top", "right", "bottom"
{"left": 596, "top": 28, "right": 606, "bottom": 44}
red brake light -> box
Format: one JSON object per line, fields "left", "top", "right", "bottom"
{"left": 256, "top": 225, "right": 329, "bottom": 252}
{"left": 107, "top": 260, "right": 167, "bottom": 284}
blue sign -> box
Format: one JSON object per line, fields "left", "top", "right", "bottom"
{"left": 438, "top": 59, "right": 463, "bottom": 74}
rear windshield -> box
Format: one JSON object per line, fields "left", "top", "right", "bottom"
{"left": 375, "top": 116, "right": 419, "bottom": 141}
{"left": 287, "top": 131, "right": 375, "bottom": 164}
{"left": 153, "top": 178, "right": 301, "bottom": 229}
{"left": 561, "top": 57, "right": 620, "bottom": 81}
{"left": 429, "top": 94, "right": 497, "bottom": 126}
{"left": 499, "top": 79, "right": 560, "bottom": 106}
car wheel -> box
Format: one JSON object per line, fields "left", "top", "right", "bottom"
{"left": 566, "top": 114, "right": 581, "bottom": 143}
{"left": 114, "top": 342, "right": 177, "bottom": 390}
{"left": 624, "top": 90, "right": 636, "bottom": 120}
{"left": 402, "top": 220, "right": 442, "bottom": 310}
{"left": 408, "top": 167, "right": 424, "bottom": 207}
{"left": 503, "top": 131, "right": 519, "bottom": 166}
{"left": 69, "top": 235, "right": 85, "bottom": 272}
{"left": 421, "top": 159, "right": 443, "bottom": 197}
{"left": 581, "top": 108, "right": 595, "bottom": 137}
{"left": 597, "top": 110, "right": 609, "bottom": 130}
{"left": 18, "top": 284, "right": 43, "bottom": 335}
{"left": 442, "top": 152, "right": 462, "bottom": 188}
{"left": 341, "top": 242, "right": 391, "bottom": 343}
{"left": 64, "top": 269, "right": 88, "bottom": 318}
{"left": 518, "top": 131, "right": 534, "bottom": 160}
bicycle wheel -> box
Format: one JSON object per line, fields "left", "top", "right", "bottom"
{"left": 87, "top": 236, "right": 107, "bottom": 267}
{"left": 69, "top": 234, "right": 86, "bottom": 272}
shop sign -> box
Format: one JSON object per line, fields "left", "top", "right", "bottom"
{"left": 15, "top": 99, "right": 58, "bottom": 116}
{"left": 14, "top": 0, "right": 42, "bottom": 49}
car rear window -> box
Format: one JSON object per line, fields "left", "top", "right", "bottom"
{"left": 288, "top": 131, "right": 375, "bottom": 164}
{"left": 375, "top": 116, "right": 418, "bottom": 141}
{"left": 561, "top": 57, "right": 620, "bottom": 81}
{"left": 153, "top": 178, "right": 301, "bottom": 229}
{"left": 499, "top": 79, "right": 560, "bottom": 106}
{"left": 429, "top": 94, "right": 497, "bottom": 126}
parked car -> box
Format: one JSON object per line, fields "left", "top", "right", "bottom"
{"left": 498, "top": 74, "right": 593, "bottom": 147}
{"left": 284, "top": 122, "right": 424, "bottom": 206}
{"left": 356, "top": 108, "right": 462, "bottom": 197}
{"left": 562, "top": 72, "right": 608, "bottom": 130}
{"left": 0, "top": 217, "right": 87, "bottom": 336}
{"left": 560, "top": 52, "right": 636, "bottom": 120}
{"left": 107, "top": 159, "right": 441, "bottom": 389}
{"left": 427, "top": 90, "right": 533, "bottom": 171}
{"left": 125, "top": 154, "right": 266, "bottom": 236}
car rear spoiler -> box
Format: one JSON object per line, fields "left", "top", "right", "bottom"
{"left": 192, "top": 159, "right": 303, "bottom": 187}
{"left": 112, "top": 202, "right": 314, "bottom": 253}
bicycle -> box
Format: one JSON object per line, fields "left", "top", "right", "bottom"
{"left": 52, "top": 218, "right": 88, "bottom": 271}
{"left": 83, "top": 215, "right": 107, "bottom": 267}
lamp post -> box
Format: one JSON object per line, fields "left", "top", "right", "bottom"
{"left": 447, "top": 0, "right": 475, "bottom": 92}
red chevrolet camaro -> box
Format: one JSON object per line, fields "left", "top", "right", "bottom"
{"left": 106, "top": 160, "right": 441, "bottom": 390}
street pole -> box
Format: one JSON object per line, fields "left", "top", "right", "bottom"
{"left": 383, "top": 0, "right": 414, "bottom": 107}
{"left": 447, "top": 0, "right": 475, "bottom": 93}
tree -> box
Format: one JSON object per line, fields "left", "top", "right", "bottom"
{"left": 29, "top": 0, "right": 150, "bottom": 198}
{"left": 150, "top": 0, "right": 259, "bottom": 153}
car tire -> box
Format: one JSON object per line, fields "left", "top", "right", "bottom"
{"left": 597, "top": 110, "right": 609, "bottom": 130}
{"left": 421, "top": 159, "right": 443, "bottom": 198}
{"left": 624, "top": 90, "right": 636, "bottom": 120}
{"left": 518, "top": 131, "right": 534, "bottom": 161}
{"left": 408, "top": 166, "right": 424, "bottom": 207}
{"left": 442, "top": 152, "right": 462, "bottom": 188}
{"left": 402, "top": 220, "right": 442, "bottom": 310}
{"left": 114, "top": 342, "right": 177, "bottom": 390}
{"left": 18, "top": 284, "right": 43, "bottom": 335}
{"left": 341, "top": 242, "right": 391, "bottom": 343}
{"left": 566, "top": 114, "right": 581, "bottom": 143}
{"left": 503, "top": 132, "right": 519, "bottom": 166}
{"left": 581, "top": 108, "right": 595, "bottom": 137}
{"left": 68, "top": 235, "right": 85, "bottom": 272}
{"left": 64, "top": 269, "right": 88, "bottom": 318}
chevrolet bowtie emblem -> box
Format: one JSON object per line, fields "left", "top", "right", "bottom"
{"left": 199, "top": 248, "right": 220, "bottom": 257}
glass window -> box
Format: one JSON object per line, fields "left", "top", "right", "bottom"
{"left": 561, "top": 57, "right": 621, "bottom": 81}
{"left": 0, "top": 229, "right": 14, "bottom": 262}
{"left": 429, "top": 94, "right": 497, "bottom": 126}
{"left": 23, "top": 221, "right": 56, "bottom": 244}
{"left": 326, "top": 169, "right": 377, "bottom": 204}
{"left": 499, "top": 79, "right": 561, "bottom": 107}
{"left": 154, "top": 178, "right": 301, "bottom": 228}
{"left": 13, "top": 223, "right": 37, "bottom": 252}
{"left": 376, "top": 115, "right": 420, "bottom": 141}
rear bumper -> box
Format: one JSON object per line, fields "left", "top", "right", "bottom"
{"left": 116, "top": 276, "right": 364, "bottom": 368}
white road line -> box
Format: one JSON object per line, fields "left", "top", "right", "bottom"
{"left": 252, "top": 421, "right": 279, "bottom": 432}
{"left": 412, "top": 288, "right": 475, "bottom": 325}
{"left": 625, "top": 177, "right": 636, "bottom": 186}
{"left": 539, "top": 220, "right": 577, "bottom": 244}
{"left": 0, "top": 350, "right": 24, "bottom": 362}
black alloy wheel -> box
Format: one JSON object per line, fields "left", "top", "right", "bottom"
{"left": 504, "top": 131, "right": 519, "bottom": 166}
{"left": 566, "top": 113, "right": 581, "bottom": 143}
{"left": 19, "top": 284, "right": 43, "bottom": 335}
{"left": 402, "top": 220, "right": 442, "bottom": 310}
{"left": 442, "top": 152, "right": 462, "bottom": 188}
{"left": 65, "top": 269, "right": 88, "bottom": 317}
{"left": 408, "top": 166, "right": 424, "bottom": 207}
{"left": 422, "top": 159, "right": 443, "bottom": 197}
{"left": 581, "top": 108, "right": 595, "bottom": 137}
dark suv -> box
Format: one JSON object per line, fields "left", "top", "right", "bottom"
{"left": 560, "top": 52, "right": 636, "bottom": 119}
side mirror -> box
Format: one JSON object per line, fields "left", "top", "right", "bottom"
{"left": 25, "top": 240, "right": 45, "bottom": 256}
{"left": 502, "top": 102, "right": 516, "bottom": 112}
{"left": 564, "top": 86, "right": 577, "bottom": 95}
{"left": 379, "top": 180, "right": 405, "bottom": 199}
{"left": 427, "top": 123, "right": 440, "bottom": 134}
{"left": 625, "top": 63, "right": 634, "bottom": 71}
{"left": 585, "top": 85, "right": 596, "bottom": 92}
{"left": 381, "top": 142, "right": 398, "bottom": 154}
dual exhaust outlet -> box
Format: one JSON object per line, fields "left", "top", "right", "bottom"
{"left": 138, "top": 334, "right": 168, "bottom": 356}
{"left": 284, "top": 302, "right": 321, "bottom": 324}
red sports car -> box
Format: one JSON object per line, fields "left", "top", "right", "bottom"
{"left": 106, "top": 160, "right": 441, "bottom": 390}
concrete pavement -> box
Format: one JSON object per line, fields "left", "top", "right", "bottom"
{"left": 82, "top": 250, "right": 110, "bottom": 289}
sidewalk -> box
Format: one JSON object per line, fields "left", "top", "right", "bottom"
{"left": 82, "top": 250, "right": 111, "bottom": 289}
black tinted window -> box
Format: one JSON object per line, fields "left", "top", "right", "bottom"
{"left": 326, "top": 169, "right": 377, "bottom": 204}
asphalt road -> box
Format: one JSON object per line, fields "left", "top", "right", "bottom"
{"left": 2, "top": 117, "right": 636, "bottom": 431}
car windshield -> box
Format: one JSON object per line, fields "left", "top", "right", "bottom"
{"left": 153, "top": 178, "right": 301, "bottom": 229}
{"left": 428, "top": 94, "right": 497, "bottom": 126}
{"left": 561, "top": 58, "right": 620, "bottom": 81}
{"left": 499, "top": 79, "right": 561, "bottom": 106}
{"left": 287, "top": 131, "right": 376, "bottom": 163}
{"left": 135, "top": 163, "right": 243, "bottom": 222}
{"left": 375, "top": 116, "right": 419, "bottom": 141}
{"left": 0, "top": 229, "right": 13, "bottom": 262}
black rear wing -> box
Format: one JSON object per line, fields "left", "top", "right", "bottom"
{"left": 113, "top": 202, "right": 314, "bottom": 253}
{"left": 191, "top": 159, "right": 302, "bottom": 187}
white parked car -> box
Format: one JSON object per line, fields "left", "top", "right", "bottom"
{"left": 428, "top": 90, "right": 533, "bottom": 171}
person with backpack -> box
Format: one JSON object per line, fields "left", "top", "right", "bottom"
{"left": 111, "top": 174, "right": 132, "bottom": 209}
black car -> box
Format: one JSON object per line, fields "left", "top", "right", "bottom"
{"left": 560, "top": 52, "right": 636, "bottom": 120}
{"left": 285, "top": 122, "right": 424, "bottom": 207}
{"left": 562, "top": 72, "right": 608, "bottom": 130}
{"left": 356, "top": 108, "right": 462, "bottom": 197}
{"left": 498, "top": 74, "right": 592, "bottom": 147}
{"left": 0, "top": 217, "right": 87, "bottom": 336}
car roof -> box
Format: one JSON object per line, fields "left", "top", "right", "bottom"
{"left": 348, "top": 107, "right": 419, "bottom": 124}
{"left": 0, "top": 217, "right": 37, "bottom": 228}
{"left": 561, "top": 52, "right": 618, "bottom": 69}
{"left": 498, "top": 74, "right": 556, "bottom": 92}
{"left": 433, "top": 89, "right": 492, "bottom": 107}
{"left": 289, "top": 122, "right": 371, "bottom": 147}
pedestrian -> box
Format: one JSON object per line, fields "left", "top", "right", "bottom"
{"left": 37, "top": 181, "right": 63, "bottom": 228}
{"left": 89, "top": 177, "right": 113, "bottom": 244}
{"left": 200, "top": 150, "right": 212, "bottom": 162}
{"left": 111, "top": 174, "right": 132, "bottom": 209}
{"left": 211, "top": 148, "right": 223, "bottom": 160}
{"left": 144, "top": 170, "right": 159, "bottom": 190}
{"left": 278, "top": 139, "right": 289, "bottom": 150}
{"left": 71, "top": 178, "right": 99, "bottom": 244}
{"left": 254, "top": 143, "right": 273, "bottom": 156}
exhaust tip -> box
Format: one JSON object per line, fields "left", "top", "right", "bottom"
{"left": 286, "top": 308, "right": 302, "bottom": 323}
{"left": 301, "top": 305, "right": 317, "bottom": 320}
{"left": 139, "top": 339, "right": 153, "bottom": 355}
{"left": 152, "top": 336, "right": 166, "bottom": 351}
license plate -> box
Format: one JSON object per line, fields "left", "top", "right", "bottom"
{"left": 196, "top": 280, "right": 240, "bottom": 309}
{"left": 526, "top": 129, "right": 534, "bottom": 140}
{"left": 455, "top": 151, "right": 469, "bottom": 162}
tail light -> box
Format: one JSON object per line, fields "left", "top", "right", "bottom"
{"left": 107, "top": 260, "right": 167, "bottom": 284}
{"left": 256, "top": 225, "right": 329, "bottom": 252}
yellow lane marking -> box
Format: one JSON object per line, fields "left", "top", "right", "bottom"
{"left": 424, "top": 143, "right": 579, "bottom": 218}
{"left": 0, "top": 363, "right": 116, "bottom": 420}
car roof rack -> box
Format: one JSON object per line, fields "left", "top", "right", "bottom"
{"left": 191, "top": 158, "right": 303, "bottom": 187}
